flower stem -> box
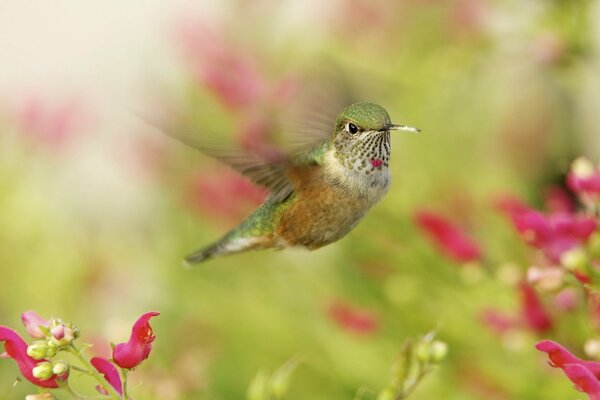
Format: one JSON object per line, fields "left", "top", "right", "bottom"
{"left": 120, "top": 367, "right": 129, "bottom": 399}
{"left": 68, "top": 344, "right": 122, "bottom": 400}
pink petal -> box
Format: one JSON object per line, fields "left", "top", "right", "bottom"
{"left": 544, "top": 186, "right": 575, "bottom": 213}
{"left": 0, "top": 326, "right": 60, "bottom": 388}
{"left": 21, "top": 311, "right": 50, "bottom": 339}
{"left": 414, "top": 211, "right": 482, "bottom": 263}
{"left": 535, "top": 340, "right": 600, "bottom": 377}
{"left": 519, "top": 283, "right": 553, "bottom": 333}
{"left": 563, "top": 364, "right": 600, "bottom": 400}
{"left": 91, "top": 357, "right": 122, "bottom": 395}
{"left": 479, "top": 309, "right": 515, "bottom": 335}
{"left": 112, "top": 312, "right": 159, "bottom": 369}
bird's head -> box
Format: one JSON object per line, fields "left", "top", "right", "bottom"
{"left": 330, "top": 102, "right": 419, "bottom": 169}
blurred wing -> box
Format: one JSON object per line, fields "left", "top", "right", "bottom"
{"left": 165, "top": 131, "right": 295, "bottom": 203}
{"left": 282, "top": 63, "right": 357, "bottom": 151}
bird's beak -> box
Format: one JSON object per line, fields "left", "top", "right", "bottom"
{"left": 381, "top": 123, "right": 420, "bottom": 133}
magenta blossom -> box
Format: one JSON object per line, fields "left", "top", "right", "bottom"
{"left": 112, "top": 312, "right": 159, "bottom": 369}
{"left": 21, "top": 311, "right": 51, "bottom": 339}
{"left": 415, "top": 211, "right": 482, "bottom": 263}
{"left": 536, "top": 340, "right": 600, "bottom": 399}
{"left": 91, "top": 357, "right": 122, "bottom": 395}
{"left": 510, "top": 208, "right": 596, "bottom": 263}
{"left": 519, "top": 282, "right": 553, "bottom": 333}
{"left": 0, "top": 326, "right": 62, "bottom": 388}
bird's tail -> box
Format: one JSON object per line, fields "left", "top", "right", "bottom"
{"left": 183, "top": 235, "right": 269, "bottom": 267}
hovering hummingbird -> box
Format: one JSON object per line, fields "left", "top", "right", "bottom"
{"left": 176, "top": 102, "right": 419, "bottom": 264}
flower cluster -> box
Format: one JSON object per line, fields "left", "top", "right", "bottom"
{"left": 480, "top": 158, "right": 600, "bottom": 399}
{"left": 0, "top": 311, "right": 159, "bottom": 399}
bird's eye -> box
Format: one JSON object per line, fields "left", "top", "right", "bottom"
{"left": 347, "top": 123, "right": 359, "bottom": 134}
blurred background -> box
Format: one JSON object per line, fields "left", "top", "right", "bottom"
{"left": 1, "top": 0, "right": 599, "bottom": 398}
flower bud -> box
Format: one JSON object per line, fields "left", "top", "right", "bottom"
{"left": 429, "top": 341, "right": 448, "bottom": 363}
{"left": 572, "top": 157, "right": 595, "bottom": 179}
{"left": 32, "top": 362, "right": 54, "bottom": 380}
{"left": 50, "top": 324, "right": 74, "bottom": 346}
{"left": 415, "top": 341, "right": 431, "bottom": 364}
{"left": 21, "top": 311, "right": 51, "bottom": 339}
{"left": 585, "top": 339, "right": 600, "bottom": 359}
{"left": 45, "top": 341, "right": 58, "bottom": 358}
{"left": 27, "top": 341, "right": 49, "bottom": 360}
{"left": 51, "top": 361, "right": 69, "bottom": 376}
{"left": 561, "top": 248, "right": 588, "bottom": 273}
{"left": 527, "top": 266, "right": 564, "bottom": 291}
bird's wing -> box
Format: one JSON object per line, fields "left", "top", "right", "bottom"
{"left": 281, "top": 64, "right": 356, "bottom": 152}
{"left": 165, "top": 133, "right": 296, "bottom": 203}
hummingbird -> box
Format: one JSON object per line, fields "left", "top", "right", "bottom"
{"left": 178, "top": 102, "right": 419, "bottom": 264}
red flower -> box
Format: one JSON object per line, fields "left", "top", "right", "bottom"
{"left": 536, "top": 340, "right": 600, "bottom": 399}
{"left": 519, "top": 282, "right": 553, "bottom": 333}
{"left": 91, "top": 357, "right": 122, "bottom": 395}
{"left": 112, "top": 312, "right": 159, "bottom": 369}
{"left": 510, "top": 208, "right": 596, "bottom": 263}
{"left": 0, "top": 326, "right": 61, "bottom": 388}
{"left": 414, "top": 211, "right": 482, "bottom": 263}
{"left": 327, "top": 302, "right": 379, "bottom": 335}
{"left": 21, "top": 311, "right": 50, "bottom": 339}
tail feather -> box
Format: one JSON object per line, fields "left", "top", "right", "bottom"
{"left": 183, "top": 236, "right": 268, "bottom": 266}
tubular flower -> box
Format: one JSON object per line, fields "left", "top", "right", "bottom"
{"left": 91, "top": 357, "right": 122, "bottom": 395}
{"left": 112, "top": 312, "right": 160, "bottom": 369}
{"left": 510, "top": 208, "right": 596, "bottom": 263}
{"left": 21, "top": 311, "right": 51, "bottom": 339}
{"left": 519, "top": 282, "right": 553, "bottom": 333}
{"left": 536, "top": 340, "right": 600, "bottom": 400}
{"left": 0, "top": 326, "right": 63, "bottom": 388}
{"left": 415, "top": 211, "right": 482, "bottom": 263}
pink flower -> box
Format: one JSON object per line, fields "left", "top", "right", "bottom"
{"left": 12, "top": 96, "right": 88, "bottom": 148}
{"left": 479, "top": 309, "right": 515, "bottom": 335}
{"left": 536, "top": 340, "right": 600, "bottom": 399}
{"left": 568, "top": 158, "right": 600, "bottom": 203}
{"left": 175, "top": 20, "right": 265, "bottom": 111}
{"left": 536, "top": 340, "right": 600, "bottom": 375}
{"left": 414, "top": 211, "right": 482, "bottom": 263}
{"left": 112, "top": 312, "right": 159, "bottom": 369}
{"left": 510, "top": 208, "right": 596, "bottom": 263}
{"left": 91, "top": 357, "right": 122, "bottom": 395}
{"left": 187, "top": 170, "right": 267, "bottom": 222}
{"left": 554, "top": 288, "right": 579, "bottom": 312}
{"left": 519, "top": 282, "right": 553, "bottom": 333}
{"left": 0, "top": 326, "right": 62, "bottom": 388}
{"left": 21, "top": 311, "right": 50, "bottom": 339}
{"left": 327, "top": 302, "right": 379, "bottom": 335}
{"left": 544, "top": 186, "right": 575, "bottom": 213}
